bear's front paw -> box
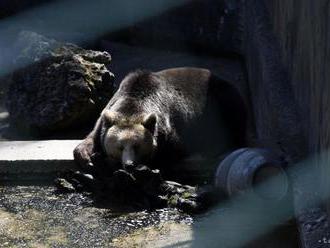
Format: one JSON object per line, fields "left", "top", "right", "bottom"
{"left": 73, "top": 144, "right": 94, "bottom": 171}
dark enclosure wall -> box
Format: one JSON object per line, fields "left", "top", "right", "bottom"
{"left": 267, "top": 0, "right": 330, "bottom": 211}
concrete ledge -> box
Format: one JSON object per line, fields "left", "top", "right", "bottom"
{"left": 0, "top": 140, "right": 81, "bottom": 175}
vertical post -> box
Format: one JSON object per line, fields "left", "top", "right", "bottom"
{"left": 237, "top": 0, "right": 330, "bottom": 246}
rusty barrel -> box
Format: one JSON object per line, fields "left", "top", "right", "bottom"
{"left": 214, "top": 148, "right": 289, "bottom": 201}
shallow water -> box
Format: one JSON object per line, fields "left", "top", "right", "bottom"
{"left": 0, "top": 185, "right": 193, "bottom": 248}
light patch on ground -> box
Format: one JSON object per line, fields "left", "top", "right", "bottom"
{"left": 0, "top": 208, "right": 69, "bottom": 247}
{"left": 110, "top": 221, "right": 193, "bottom": 248}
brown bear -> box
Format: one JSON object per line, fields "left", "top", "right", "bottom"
{"left": 74, "top": 67, "right": 246, "bottom": 178}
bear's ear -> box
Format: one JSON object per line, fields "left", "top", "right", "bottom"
{"left": 142, "top": 113, "right": 157, "bottom": 134}
{"left": 102, "top": 110, "right": 116, "bottom": 127}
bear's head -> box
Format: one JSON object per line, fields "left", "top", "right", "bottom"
{"left": 101, "top": 110, "right": 157, "bottom": 169}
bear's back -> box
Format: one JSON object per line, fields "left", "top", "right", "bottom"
{"left": 156, "top": 67, "right": 212, "bottom": 116}
{"left": 110, "top": 68, "right": 212, "bottom": 121}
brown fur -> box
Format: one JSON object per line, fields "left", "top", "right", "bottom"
{"left": 74, "top": 67, "right": 246, "bottom": 172}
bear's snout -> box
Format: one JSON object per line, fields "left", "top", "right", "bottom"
{"left": 123, "top": 160, "right": 135, "bottom": 170}
{"left": 122, "top": 146, "right": 136, "bottom": 170}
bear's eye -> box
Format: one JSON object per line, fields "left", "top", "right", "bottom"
{"left": 133, "top": 144, "right": 140, "bottom": 153}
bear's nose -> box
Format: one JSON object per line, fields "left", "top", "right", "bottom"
{"left": 123, "top": 160, "right": 135, "bottom": 170}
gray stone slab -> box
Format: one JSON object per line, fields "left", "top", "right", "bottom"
{"left": 0, "top": 140, "right": 81, "bottom": 174}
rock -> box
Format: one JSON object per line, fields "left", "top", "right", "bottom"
{"left": 56, "top": 164, "right": 218, "bottom": 213}
{"left": 54, "top": 178, "right": 76, "bottom": 193}
{"left": 6, "top": 31, "right": 114, "bottom": 132}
